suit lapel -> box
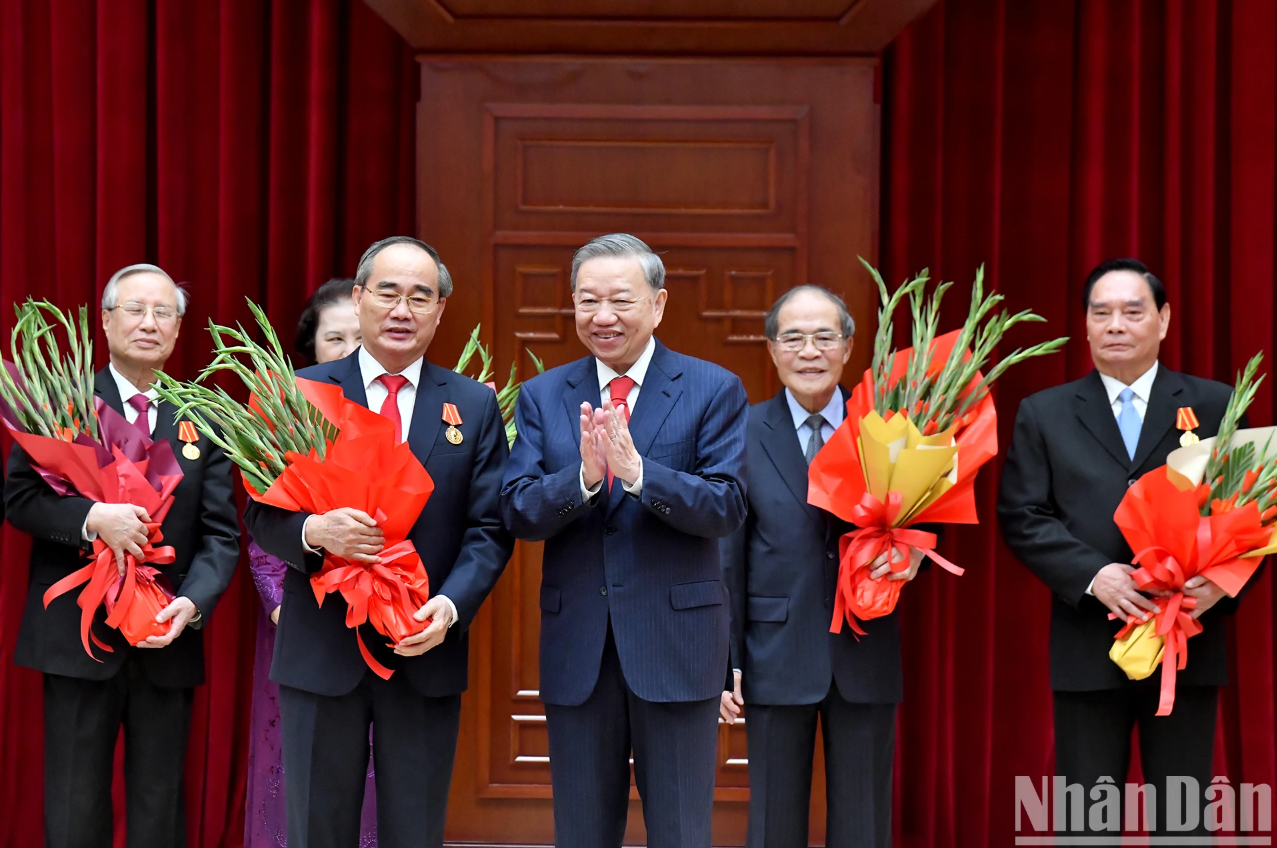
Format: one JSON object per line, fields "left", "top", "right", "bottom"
{"left": 758, "top": 389, "right": 822, "bottom": 525}
{"left": 408, "top": 360, "right": 448, "bottom": 465}
{"left": 562, "top": 357, "right": 601, "bottom": 436}
{"left": 330, "top": 350, "right": 368, "bottom": 408}
{"left": 606, "top": 341, "right": 682, "bottom": 517}
{"left": 1073, "top": 370, "right": 1133, "bottom": 470}
{"left": 93, "top": 368, "right": 124, "bottom": 417}
{"left": 1131, "top": 367, "right": 1185, "bottom": 471}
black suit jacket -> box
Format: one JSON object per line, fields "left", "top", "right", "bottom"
{"left": 721, "top": 387, "right": 906, "bottom": 706}
{"left": 6, "top": 368, "right": 241, "bottom": 687}
{"left": 244, "top": 350, "right": 514, "bottom": 698}
{"left": 997, "top": 366, "right": 1254, "bottom": 691}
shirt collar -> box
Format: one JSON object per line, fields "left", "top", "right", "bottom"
{"left": 1098, "top": 360, "right": 1159, "bottom": 406}
{"left": 784, "top": 386, "right": 845, "bottom": 431}
{"left": 358, "top": 346, "right": 424, "bottom": 391}
{"left": 108, "top": 361, "right": 158, "bottom": 404}
{"left": 596, "top": 336, "right": 657, "bottom": 390}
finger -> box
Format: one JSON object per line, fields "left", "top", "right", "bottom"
{"left": 1184, "top": 576, "right": 1204, "bottom": 589}
{"left": 413, "top": 605, "right": 433, "bottom": 622}
{"left": 131, "top": 506, "right": 152, "bottom": 522}
{"left": 155, "top": 603, "right": 175, "bottom": 623}
{"left": 870, "top": 551, "right": 890, "bottom": 569}
{"left": 398, "top": 631, "right": 428, "bottom": 647}
{"left": 733, "top": 690, "right": 744, "bottom": 706}
{"left": 125, "top": 542, "right": 145, "bottom": 560}
{"left": 343, "top": 509, "right": 379, "bottom": 527}
{"left": 1120, "top": 599, "right": 1150, "bottom": 622}
{"left": 887, "top": 568, "right": 910, "bottom": 581}
{"left": 1130, "top": 593, "right": 1161, "bottom": 614}
{"left": 869, "top": 564, "right": 891, "bottom": 580}
{"left": 113, "top": 548, "right": 127, "bottom": 574}
{"left": 348, "top": 553, "right": 380, "bottom": 564}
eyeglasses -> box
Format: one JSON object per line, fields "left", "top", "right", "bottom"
{"left": 110, "top": 302, "right": 180, "bottom": 326}
{"left": 361, "top": 285, "right": 438, "bottom": 314}
{"left": 574, "top": 295, "right": 647, "bottom": 315}
{"left": 773, "top": 331, "right": 844, "bottom": 352}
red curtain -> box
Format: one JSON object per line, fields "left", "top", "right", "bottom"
{"left": 0, "top": 1, "right": 415, "bottom": 845}
{"left": 885, "top": 1, "right": 1277, "bottom": 846}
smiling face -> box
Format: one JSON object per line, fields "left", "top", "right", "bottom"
{"left": 313, "top": 299, "right": 361, "bottom": 364}
{"left": 101, "top": 271, "right": 182, "bottom": 374}
{"left": 1086, "top": 270, "right": 1169, "bottom": 383}
{"left": 768, "top": 288, "right": 852, "bottom": 413}
{"left": 573, "top": 254, "right": 667, "bottom": 374}
{"left": 352, "top": 243, "right": 446, "bottom": 374}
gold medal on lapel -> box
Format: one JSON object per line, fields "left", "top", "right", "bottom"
{"left": 443, "top": 403, "right": 464, "bottom": 445}
{"left": 1177, "top": 407, "right": 1200, "bottom": 447}
{"left": 178, "top": 420, "right": 201, "bottom": 459}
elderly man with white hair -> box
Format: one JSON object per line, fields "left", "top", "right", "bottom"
{"left": 5, "top": 264, "right": 240, "bottom": 848}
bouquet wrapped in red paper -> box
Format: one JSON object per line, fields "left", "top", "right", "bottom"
{"left": 0, "top": 300, "right": 183, "bottom": 658}
{"left": 808, "top": 261, "right": 1068, "bottom": 634}
{"left": 1112, "top": 353, "right": 1277, "bottom": 715}
{"left": 154, "top": 302, "right": 435, "bottom": 678}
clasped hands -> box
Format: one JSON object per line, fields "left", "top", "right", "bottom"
{"left": 580, "top": 400, "right": 641, "bottom": 490}
{"left": 302, "top": 507, "right": 454, "bottom": 656}
{"left": 1092, "top": 562, "right": 1225, "bottom": 622}
{"left": 86, "top": 501, "right": 198, "bottom": 649}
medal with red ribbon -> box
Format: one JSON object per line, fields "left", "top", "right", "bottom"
{"left": 178, "top": 420, "right": 201, "bottom": 460}
{"left": 442, "top": 402, "right": 463, "bottom": 445}
{"left": 1176, "top": 406, "right": 1200, "bottom": 447}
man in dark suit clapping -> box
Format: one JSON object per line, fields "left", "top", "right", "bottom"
{"left": 998, "top": 258, "right": 1254, "bottom": 836}
{"left": 6, "top": 264, "right": 241, "bottom": 848}
{"left": 501, "top": 233, "right": 749, "bottom": 848}
{"left": 720, "top": 285, "right": 924, "bottom": 848}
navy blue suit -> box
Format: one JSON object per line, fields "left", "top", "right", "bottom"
{"left": 244, "top": 349, "right": 514, "bottom": 848}
{"left": 501, "top": 338, "right": 747, "bottom": 848}
{"left": 722, "top": 388, "right": 899, "bottom": 848}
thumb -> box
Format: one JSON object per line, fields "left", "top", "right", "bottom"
{"left": 155, "top": 602, "right": 175, "bottom": 623}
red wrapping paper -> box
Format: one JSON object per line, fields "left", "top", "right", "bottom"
{"left": 0, "top": 395, "right": 184, "bottom": 659}
{"left": 244, "top": 377, "right": 435, "bottom": 679}
{"left": 1113, "top": 467, "right": 1269, "bottom": 715}
{"left": 809, "top": 329, "right": 998, "bottom": 634}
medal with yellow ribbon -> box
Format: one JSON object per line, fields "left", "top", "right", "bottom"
{"left": 178, "top": 420, "right": 201, "bottom": 460}
{"left": 443, "top": 402, "right": 463, "bottom": 445}
{"left": 1176, "top": 407, "right": 1200, "bottom": 447}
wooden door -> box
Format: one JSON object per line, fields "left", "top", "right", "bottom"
{"left": 419, "top": 57, "right": 879, "bottom": 847}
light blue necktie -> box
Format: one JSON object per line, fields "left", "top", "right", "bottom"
{"left": 1117, "top": 387, "right": 1142, "bottom": 460}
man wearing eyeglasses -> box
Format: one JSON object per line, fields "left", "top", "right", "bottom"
{"left": 245, "top": 236, "right": 513, "bottom": 848}
{"left": 720, "top": 285, "right": 924, "bottom": 848}
{"left": 501, "top": 233, "right": 748, "bottom": 848}
{"left": 6, "top": 264, "right": 240, "bottom": 847}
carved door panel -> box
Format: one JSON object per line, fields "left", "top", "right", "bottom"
{"left": 420, "top": 57, "right": 878, "bottom": 846}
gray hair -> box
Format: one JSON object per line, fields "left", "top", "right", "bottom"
{"left": 354, "top": 236, "right": 453, "bottom": 298}
{"left": 570, "top": 233, "right": 665, "bottom": 292}
{"left": 764, "top": 285, "right": 855, "bottom": 340}
{"left": 101, "top": 264, "right": 189, "bottom": 316}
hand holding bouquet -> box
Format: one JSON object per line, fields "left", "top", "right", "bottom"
{"left": 1112, "top": 352, "right": 1277, "bottom": 714}
{"left": 154, "top": 302, "right": 435, "bottom": 678}
{"left": 808, "top": 260, "right": 1068, "bottom": 634}
{"left": 0, "top": 300, "right": 182, "bottom": 658}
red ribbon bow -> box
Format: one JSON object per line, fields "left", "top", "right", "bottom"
{"left": 43, "top": 522, "right": 176, "bottom": 659}
{"left": 832, "top": 492, "right": 963, "bottom": 636}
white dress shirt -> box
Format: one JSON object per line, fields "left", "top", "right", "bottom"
{"left": 784, "top": 386, "right": 844, "bottom": 449}
{"left": 580, "top": 336, "right": 656, "bottom": 501}
{"left": 1087, "top": 361, "right": 1159, "bottom": 596}
{"left": 302, "top": 347, "right": 456, "bottom": 627}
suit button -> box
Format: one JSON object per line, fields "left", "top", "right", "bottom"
{"left": 605, "top": 526, "right": 617, "bottom": 535}
{"left": 1128, "top": 479, "right": 1136, "bottom": 487}
{"left": 600, "top": 586, "right": 608, "bottom": 596}
{"left": 827, "top": 551, "right": 836, "bottom": 560}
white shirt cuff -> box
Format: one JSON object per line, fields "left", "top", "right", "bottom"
{"left": 1085, "top": 576, "right": 1096, "bottom": 596}
{"left": 580, "top": 463, "right": 603, "bottom": 502}
{"left": 621, "top": 459, "right": 643, "bottom": 496}
{"left": 301, "top": 514, "right": 322, "bottom": 554}
{"left": 438, "top": 595, "right": 459, "bottom": 629}
{"left": 82, "top": 517, "right": 96, "bottom": 542}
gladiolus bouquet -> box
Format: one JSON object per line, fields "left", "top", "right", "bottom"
{"left": 0, "top": 300, "right": 182, "bottom": 658}
{"left": 808, "top": 260, "right": 1068, "bottom": 634}
{"left": 1112, "top": 352, "right": 1277, "bottom": 714}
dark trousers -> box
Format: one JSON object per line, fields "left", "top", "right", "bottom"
{"left": 745, "top": 689, "right": 896, "bottom": 848}
{"left": 43, "top": 653, "right": 194, "bottom": 848}
{"left": 1053, "top": 684, "right": 1218, "bottom": 836}
{"left": 544, "top": 625, "right": 721, "bottom": 848}
{"left": 278, "top": 669, "right": 461, "bottom": 848}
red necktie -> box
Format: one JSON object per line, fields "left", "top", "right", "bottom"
{"left": 127, "top": 394, "right": 152, "bottom": 436}
{"left": 606, "top": 375, "right": 635, "bottom": 489}
{"left": 377, "top": 374, "right": 410, "bottom": 442}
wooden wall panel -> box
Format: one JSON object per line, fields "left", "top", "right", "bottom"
{"left": 420, "top": 57, "right": 877, "bottom": 846}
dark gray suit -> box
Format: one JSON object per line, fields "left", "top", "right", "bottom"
{"left": 721, "top": 387, "right": 899, "bottom": 848}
